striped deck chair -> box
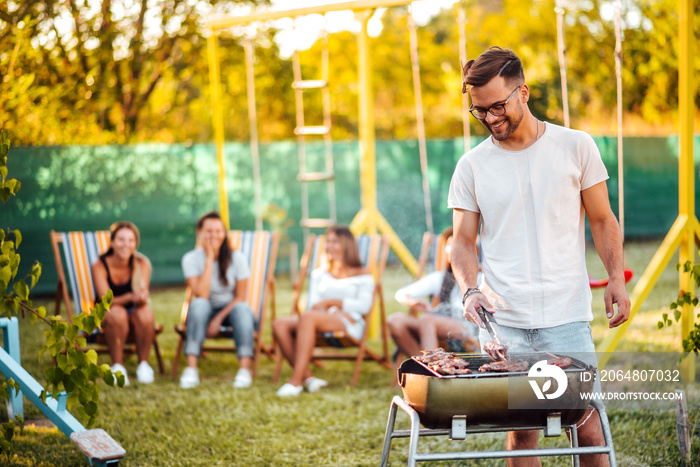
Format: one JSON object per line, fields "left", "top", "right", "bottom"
{"left": 50, "top": 230, "right": 165, "bottom": 375}
{"left": 171, "top": 230, "right": 279, "bottom": 378}
{"left": 415, "top": 232, "right": 446, "bottom": 306}
{"left": 273, "top": 233, "right": 392, "bottom": 386}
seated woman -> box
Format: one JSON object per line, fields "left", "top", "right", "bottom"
{"left": 91, "top": 221, "right": 156, "bottom": 385}
{"left": 388, "top": 227, "right": 480, "bottom": 358}
{"left": 272, "top": 225, "right": 374, "bottom": 396}
{"left": 178, "top": 211, "right": 256, "bottom": 390}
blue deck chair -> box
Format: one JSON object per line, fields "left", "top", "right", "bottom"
{"left": 273, "top": 233, "right": 391, "bottom": 386}
{"left": 171, "top": 230, "right": 279, "bottom": 378}
{"left": 50, "top": 230, "right": 165, "bottom": 375}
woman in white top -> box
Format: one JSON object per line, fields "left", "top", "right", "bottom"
{"left": 273, "top": 226, "right": 375, "bottom": 396}
{"left": 389, "top": 227, "right": 480, "bottom": 358}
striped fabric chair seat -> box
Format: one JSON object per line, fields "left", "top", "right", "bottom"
{"left": 50, "top": 230, "right": 165, "bottom": 375}
{"left": 273, "top": 233, "right": 391, "bottom": 386}
{"left": 171, "top": 230, "right": 279, "bottom": 378}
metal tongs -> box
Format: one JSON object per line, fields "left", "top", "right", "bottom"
{"left": 477, "top": 307, "right": 509, "bottom": 361}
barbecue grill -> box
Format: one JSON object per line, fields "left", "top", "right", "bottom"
{"left": 380, "top": 352, "right": 616, "bottom": 466}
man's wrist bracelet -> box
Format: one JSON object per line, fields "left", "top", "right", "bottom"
{"left": 462, "top": 287, "right": 481, "bottom": 306}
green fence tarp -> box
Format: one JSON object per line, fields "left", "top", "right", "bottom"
{"left": 5, "top": 136, "right": 700, "bottom": 294}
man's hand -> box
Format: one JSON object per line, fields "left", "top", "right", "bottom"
{"left": 605, "top": 278, "right": 630, "bottom": 328}
{"left": 463, "top": 292, "right": 493, "bottom": 328}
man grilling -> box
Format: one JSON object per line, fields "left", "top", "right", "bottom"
{"left": 448, "top": 46, "right": 630, "bottom": 467}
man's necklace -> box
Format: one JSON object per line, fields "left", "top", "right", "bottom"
{"left": 495, "top": 119, "right": 540, "bottom": 149}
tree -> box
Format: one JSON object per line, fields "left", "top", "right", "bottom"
{"left": 1, "top": 0, "right": 698, "bottom": 144}
{"left": 0, "top": 0, "right": 270, "bottom": 143}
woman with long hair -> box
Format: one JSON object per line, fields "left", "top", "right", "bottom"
{"left": 178, "top": 211, "right": 256, "bottom": 389}
{"left": 91, "top": 221, "right": 156, "bottom": 385}
{"left": 388, "top": 227, "right": 480, "bottom": 358}
{"left": 272, "top": 226, "right": 375, "bottom": 396}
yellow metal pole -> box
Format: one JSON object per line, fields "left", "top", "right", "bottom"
{"left": 679, "top": 0, "right": 695, "bottom": 381}
{"left": 598, "top": 216, "right": 688, "bottom": 368}
{"left": 206, "top": 0, "right": 414, "bottom": 30}
{"left": 356, "top": 11, "right": 379, "bottom": 337}
{"left": 350, "top": 8, "right": 419, "bottom": 275}
{"left": 208, "top": 33, "right": 230, "bottom": 228}
{"left": 357, "top": 10, "right": 377, "bottom": 215}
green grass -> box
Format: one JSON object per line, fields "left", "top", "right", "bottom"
{"left": 3, "top": 239, "right": 700, "bottom": 466}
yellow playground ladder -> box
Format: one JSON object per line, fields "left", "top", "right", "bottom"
{"left": 292, "top": 32, "right": 337, "bottom": 237}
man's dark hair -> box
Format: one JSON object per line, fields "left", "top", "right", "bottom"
{"left": 462, "top": 46, "right": 524, "bottom": 93}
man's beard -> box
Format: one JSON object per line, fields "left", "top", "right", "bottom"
{"left": 486, "top": 106, "right": 524, "bottom": 142}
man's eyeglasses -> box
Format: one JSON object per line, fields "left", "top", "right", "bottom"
{"left": 469, "top": 85, "right": 522, "bottom": 120}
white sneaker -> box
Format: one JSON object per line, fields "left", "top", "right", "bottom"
{"left": 136, "top": 361, "right": 155, "bottom": 384}
{"left": 110, "top": 363, "right": 130, "bottom": 386}
{"left": 276, "top": 383, "right": 303, "bottom": 397}
{"left": 233, "top": 368, "right": 252, "bottom": 388}
{"left": 303, "top": 376, "right": 328, "bottom": 393}
{"left": 179, "top": 367, "right": 199, "bottom": 389}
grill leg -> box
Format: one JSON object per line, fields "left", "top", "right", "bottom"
{"left": 569, "top": 424, "right": 580, "bottom": 467}
{"left": 405, "top": 402, "right": 421, "bottom": 467}
{"left": 380, "top": 397, "right": 400, "bottom": 467}
{"left": 591, "top": 399, "right": 617, "bottom": 467}
{"left": 381, "top": 396, "right": 423, "bottom": 467}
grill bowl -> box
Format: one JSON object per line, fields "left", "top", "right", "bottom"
{"left": 398, "top": 352, "right": 596, "bottom": 429}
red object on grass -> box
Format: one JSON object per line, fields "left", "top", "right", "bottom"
{"left": 588, "top": 268, "right": 634, "bottom": 288}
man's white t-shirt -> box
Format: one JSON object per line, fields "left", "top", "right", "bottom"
{"left": 447, "top": 122, "right": 609, "bottom": 329}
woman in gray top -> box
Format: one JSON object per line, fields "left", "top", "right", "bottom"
{"left": 178, "top": 211, "right": 255, "bottom": 390}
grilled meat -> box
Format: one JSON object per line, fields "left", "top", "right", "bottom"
{"left": 417, "top": 347, "right": 449, "bottom": 364}
{"left": 478, "top": 359, "right": 529, "bottom": 373}
{"left": 436, "top": 365, "right": 472, "bottom": 375}
{"left": 547, "top": 356, "right": 572, "bottom": 369}
{"left": 416, "top": 348, "right": 472, "bottom": 375}
{"left": 482, "top": 341, "right": 509, "bottom": 362}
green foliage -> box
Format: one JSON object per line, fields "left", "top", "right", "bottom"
{"left": 0, "top": 131, "right": 122, "bottom": 458}
{"left": 0, "top": 1, "right": 271, "bottom": 144}
{"left": 0, "top": 378, "right": 23, "bottom": 461}
{"left": 39, "top": 292, "right": 123, "bottom": 428}
{"left": 0, "top": 131, "right": 20, "bottom": 203}
{"left": 660, "top": 260, "right": 700, "bottom": 356}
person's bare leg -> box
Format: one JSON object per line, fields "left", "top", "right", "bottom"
{"left": 417, "top": 314, "right": 440, "bottom": 350}
{"left": 272, "top": 315, "right": 299, "bottom": 367}
{"left": 289, "top": 311, "right": 345, "bottom": 386}
{"left": 238, "top": 356, "right": 252, "bottom": 371}
{"left": 129, "top": 305, "right": 155, "bottom": 363}
{"left": 185, "top": 354, "right": 198, "bottom": 368}
{"left": 572, "top": 409, "right": 609, "bottom": 467}
{"left": 429, "top": 315, "right": 480, "bottom": 352}
{"left": 102, "top": 305, "right": 129, "bottom": 365}
{"left": 506, "top": 430, "right": 541, "bottom": 467}
{"left": 387, "top": 314, "right": 422, "bottom": 356}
